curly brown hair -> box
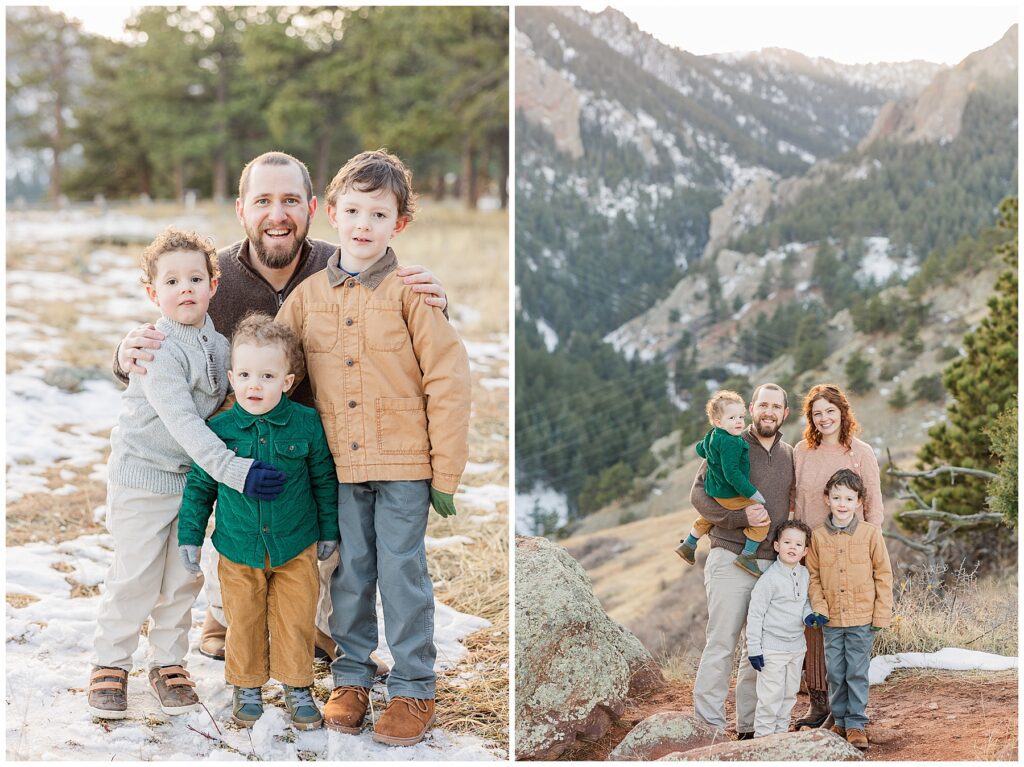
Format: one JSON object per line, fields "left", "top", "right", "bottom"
{"left": 773, "top": 519, "right": 812, "bottom": 546}
{"left": 705, "top": 390, "right": 745, "bottom": 426}
{"left": 140, "top": 227, "right": 219, "bottom": 285}
{"left": 230, "top": 311, "right": 305, "bottom": 381}
{"left": 324, "top": 148, "right": 417, "bottom": 220}
{"left": 802, "top": 383, "right": 859, "bottom": 449}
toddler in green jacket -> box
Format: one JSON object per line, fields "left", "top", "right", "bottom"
{"left": 177, "top": 313, "right": 339, "bottom": 730}
{"left": 676, "top": 390, "right": 769, "bottom": 577}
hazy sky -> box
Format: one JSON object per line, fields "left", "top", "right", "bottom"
{"left": 39, "top": 2, "right": 1020, "bottom": 65}
{"left": 575, "top": 2, "right": 1019, "bottom": 64}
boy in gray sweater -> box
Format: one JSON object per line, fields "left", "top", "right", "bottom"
{"left": 88, "top": 228, "right": 286, "bottom": 721}
{"left": 745, "top": 519, "right": 818, "bottom": 737}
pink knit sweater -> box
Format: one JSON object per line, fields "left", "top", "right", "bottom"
{"left": 793, "top": 437, "right": 884, "bottom": 530}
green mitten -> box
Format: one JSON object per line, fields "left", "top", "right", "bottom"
{"left": 430, "top": 486, "right": 457, "bottom": 518}
{"left": 871, "top": 626, "right": 883, "bottom": 632}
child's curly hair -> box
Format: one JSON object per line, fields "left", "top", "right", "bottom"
{"left": 140, "top": 227, "right": 219, "bottom": 285}
{"left": 705, "top": 390, "right": 745, "bottom": 426}
{"left": 230, "top": 311, "right": 305, "bottom": 381}
{"left": 324, "top": 148, "right": 417, "bottom": 221}
{"left": 773, "top": 519, "right": 812, "bottom": 546}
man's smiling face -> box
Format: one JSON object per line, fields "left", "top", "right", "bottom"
{"left": 236, "top": 162, "right": 316, "bottom": 270}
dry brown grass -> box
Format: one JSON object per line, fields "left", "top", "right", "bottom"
{"left": 874, "top": 565, "right": 1018, "bottom": 657}
{"left": 6, "top": 593, "right": 40, "bottom": 608}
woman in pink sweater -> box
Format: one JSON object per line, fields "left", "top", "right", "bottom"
{"left": 792, "top": 383, "right": 884, "bottom": 730}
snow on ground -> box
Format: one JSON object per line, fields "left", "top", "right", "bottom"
{"left": 514, "top": 484, "right": 569, "bottom": 535}
{"left": 5, "top": 209, "right": 209, "bottom": 244}
{"left": 856, "top": 236, "right": 918, "bottom": 286}
{"left": 869, "top": 648, "right": 1018, "bottom": 686}
{"left": 6, "top": 533, "right": 500, "bottom": 760}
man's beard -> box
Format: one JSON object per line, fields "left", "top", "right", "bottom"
{"left": 246, "top": 217, "right": 309, "bottom": 270}
{"left": 753, "top": 414, "right": 781, "bottom": 438}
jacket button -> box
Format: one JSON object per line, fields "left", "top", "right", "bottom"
{"left": 347, "top": 280, "right": 356, "bottom": 288}
{"left": 262, "top": 526, "right": 268, "bottom": 533}
{"left": 348, "top": 400, "right": 357, "bottom": 408}
{"left": 345, "top": 318, "right": 354, "bottom": 326}
{"left": 288, "top": 445, "right": 294, "bottom": 451}
{"left": 345, "top": 358, "right": 354, "bottom": 367}
{"left": 202, "top": 335, "right": 208, "bottom": 342}
{"left": 260, "top": 437, "right": 266, "bottom": 444}
{"left": 351, "top": 442, "right": 359, "bottom": 450}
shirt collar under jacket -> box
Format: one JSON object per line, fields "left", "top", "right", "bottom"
{"left": 824, "top": 512, "right": 860, "bottom": 536}
{"left": 326, "top": 247, "right": 398, "bottom": 290}
{"left": 742, "top": 424, "right": 785, "bottom": 453}
{"left": 230, "top": 393, "right": 295, "bottom": 429}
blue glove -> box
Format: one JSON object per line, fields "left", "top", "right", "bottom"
{"left": 804, "top": 613, "right": 829, "bottom": 628}
{"left": 178, "top": 544, "right": 202, "bottom": 575}
{"left": 243, "top": 460, "right": 286, "bottom": 500}
{"left": 748, "top": 655, "right": 764, "bottom": 672}
{"left": 317, "top": 540, "right": 339, "bottom": 561}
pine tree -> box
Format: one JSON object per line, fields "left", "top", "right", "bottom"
{"left": 844, "top": 350, "right": 873, "bottom": 394}
{"left": 912, "top": 197, "right": 1017, "bottom": 516}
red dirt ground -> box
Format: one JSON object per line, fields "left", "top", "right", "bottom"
{"left": 559, "top": 669, "right": 1018, "bottom": 761}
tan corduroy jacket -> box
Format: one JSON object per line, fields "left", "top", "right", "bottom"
{"left": 806, "top": 514, "right": 894, "bottom": 628}
{"left": 276, "top": 248, "right": 471, "bottom": 494}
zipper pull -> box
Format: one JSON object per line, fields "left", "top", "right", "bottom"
{"left": 276, "top": 290, "right": 284, "bottom": 307}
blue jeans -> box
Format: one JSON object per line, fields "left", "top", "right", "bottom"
{"left": 328, "top": 480, "right": 436, "bottom": 698}
{"left": 823, "top": 624, "right": 874, "bottom": 730}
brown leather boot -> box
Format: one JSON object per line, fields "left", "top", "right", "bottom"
{"left": 324, "top": 685, "right": 371, "bottom": 734}
{"left": 372, "top": 697, "right": 436, "bottom": 746}
{"left": 794, "top": 688, "right": 830, "bottom": 729}
{"left": 846, "top": 728, "right": 869, "bottom": 750}
{"left": 314, "top": 629, "right": 338, "bottom": 662}
{"left": 198, "top": 613, "right": 226, "bottom": 661}
{"left": 830, "top": 723, "right": 847, "bottom": 738}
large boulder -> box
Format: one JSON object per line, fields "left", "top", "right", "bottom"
{"left": 609, "top": 712, "right": 721, "bottom": 761}
{"left": 660, "top": 729, "right": 866, "bottom": 761}
{"left": 514, "top": 536, "right": 665, "bottom": 760}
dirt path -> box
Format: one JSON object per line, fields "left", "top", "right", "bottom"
{"left": 560, "top": 669, "right": 1018, "bottom": 761}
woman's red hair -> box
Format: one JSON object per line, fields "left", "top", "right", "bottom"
{"left": 802, "top": 383, "right": 859, "bottom": 449}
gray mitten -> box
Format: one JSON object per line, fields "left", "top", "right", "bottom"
{"left": 751, "top": 490, "right": 767, "bottom": 504}
{"left": 316, "top": 540, "right": 339, "bottom": 561}
{"left": 178, "top": 544, "right": 202, "bottom": 575}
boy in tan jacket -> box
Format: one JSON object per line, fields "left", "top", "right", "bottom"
{"left": 806, "top": 469, "right": 893, "bottom": 751}
{"left": 276, "top": 149, "right": 471, "bottom": 745}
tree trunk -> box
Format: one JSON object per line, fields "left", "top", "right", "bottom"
{"left": 462, "top": 141, "right": 478, "bottom": 210}
{"left": 499, "top": 134, "right": 509, "bottom": 209}
{"left": 175, "top": 161, "right": 186, "bottom": 204}
{"left": 435, "top": 173, "right": 446, "bottom": 202}
{"left": 213, "top": 151, "right": 227, "bottom": 203}
{"left": 315, "top": 131, "right": 332, "bottom": 202}
{"left": 213, "top": 63, "right": 228, "bottom": 203}
{"left": 49, "top": 45, "right": 66, "bottom": 202}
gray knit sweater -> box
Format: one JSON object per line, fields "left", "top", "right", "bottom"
{"left": 107, "top": 315, "right": 253, "bottom": 494}
{"left": 746, "top": 559, "right": 814, "bottom": 656}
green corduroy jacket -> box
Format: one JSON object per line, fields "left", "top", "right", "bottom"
{"left": 695, "top": 426, "right": 759, "bottom": 500}
{"left": 178, "top": 396, "right": 339, "bottom": 568}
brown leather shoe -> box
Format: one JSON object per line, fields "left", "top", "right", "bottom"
{"left": 372, "top": 697, "right": 435, "bottom": 746}
{"left": 324, "top": 685, "right": 371, "bottom": 734}
{"left": 88, "top": 666, "right": 128, "bottom": 719}
{"left": 199, "top": 613, "right": 226, "bottom": 661}
{"left": 830, "top": 723, "right": 847, "bottom": 738}
{"left": 846, "top": 728, "right": 869, "bottom": 750}
{"left": 148, "top": 665, "right": 200, "bottom": 715}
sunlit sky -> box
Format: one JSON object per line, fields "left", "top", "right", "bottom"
{"left": 574, "top": 1, "right": 1019, "bottom": 64}
{"left": 35, "top": 1, "right": 1021, "bottom": 65}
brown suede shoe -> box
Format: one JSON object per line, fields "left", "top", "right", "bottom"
{"left": 148, "top": 665, "right": 200, "bottom": 715}
{"left": 324, "top": 685, "right": 371, "bottom": 734}
{"left": 846, "top": 728, "right": 869, "bottom": 750}
{"left": 830, "top": 723, "right": 847, "bottom": 738}
{"left": 88, "top": 666, "right": 128, "bottom": 719}
{"left": 199, "top": 613, "right": 226, "bottom": 661}
{"left": 373, "top": 697, "right": 435, "bottom": 746}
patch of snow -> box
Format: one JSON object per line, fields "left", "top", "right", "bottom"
{"left": 856, "top": 236, "right": 918, "bottom": 285}
{"left": 536, "top": 318, "right": 559, "bottom": 353}
{"left": 870, "top": 648, "right": 1017, "bottom": 686}
{"left": 515, "top": 484, "right": 568, "bottom": 535}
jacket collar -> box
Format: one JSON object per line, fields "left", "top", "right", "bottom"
{"left": 824, "top": 513, "right": 860, "bottom": 536}
{"left": 326, "top": 247, "right": 397, "bottom": 290}
{"left": 742, "top": 424, "right": 784, "bottom": 453}
{"left": 155, "top": 314, "right": 216, "bottom": 345}
{"left": 236, "top": 238, "right": 313, "bottom": 289}
{"left": 230, "top": 394, "right": 295, "bottom": 429}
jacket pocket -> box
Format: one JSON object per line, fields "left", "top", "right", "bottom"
{"left": 365, "top": 299, "right": 408, "bottom": 351}
{"left": 274, "top": 440, "right": 310, "bottom": 469}
{"left": 849, "top": 542, "right": 870, "bottom": 564}
{"left": 225, "top": 440, "right": 254, "bottom": 459}
{"left": 303, "top": 303, "right": 339, "bottom": 353}
{"left": 313, "top": 399, "right": 339, "bottom": 457}
{"left": 376, "top": 397, "right": 429, "bottom": 454}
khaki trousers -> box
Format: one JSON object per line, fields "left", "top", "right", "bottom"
{"left": 692, "top": 502, "right": 769, "bottom": 542}
{"left": 93, "top": 484, "right": 202, "bottom": 670}
{"left": 754, "top": 649, "right": 805, "bottom": 736}
{"left": 201, "top": 538, "right": 337, "bottom": 646}
{"left": 693, "top": 547, "right": 769, "bottom": 731}
{"left": 218, "top": 544, "right": 319, "bottom": 687}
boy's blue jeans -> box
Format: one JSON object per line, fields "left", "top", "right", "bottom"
{"left": 823, "top": 624, "right": 875, "bottom": 730}
{"left": 329, "top": 479, "right": 436, "bottom": 699}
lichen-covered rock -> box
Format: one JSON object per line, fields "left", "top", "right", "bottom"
{"left": 514, "top": 536, "right": 665, "bottom": 760}
{"left": 609, "top": 711, "right": 721, "bottom": 761}
{"left": 659, "top": 729, "right": 866, "bottom": 761}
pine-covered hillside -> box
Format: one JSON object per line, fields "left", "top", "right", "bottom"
{"left": 515, "top": 5, "right": 1018, "bottom": 535}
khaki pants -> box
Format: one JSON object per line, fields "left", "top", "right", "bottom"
{"left": 754, "top": 649, "right": 805, "bottom": 736}
{"left": 218, "top": 544, "right": 319, "bottom": 688}
{"left": 201, "top": 538, "right": 337, "bottom": 646}
{"left": 693, "top": 547, "right": 769, "bottom": 731}
{"left": 93, "top": 484, "right": 202, "bottom": 670}
{"left": 692, "top": 499, "right": 769, "bottom": 542}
